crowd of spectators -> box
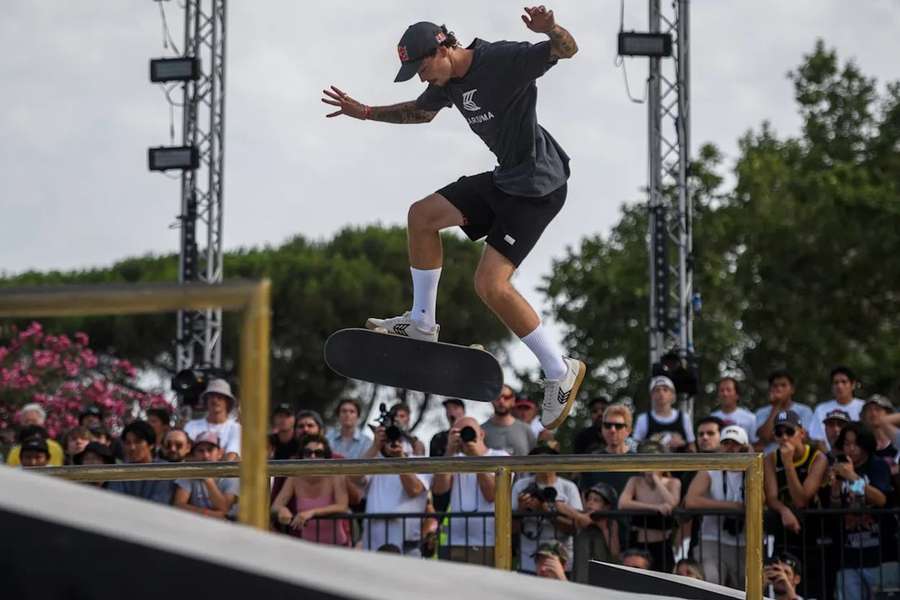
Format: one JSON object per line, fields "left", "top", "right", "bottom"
{"left": 4, "top": 366, "right": 900, "bottom": 599}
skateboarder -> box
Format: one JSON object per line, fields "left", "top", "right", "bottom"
{"left": 321, "top": 6, "right": 585, "bottom": 429}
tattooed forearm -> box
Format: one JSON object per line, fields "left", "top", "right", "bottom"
{"left": 369, "top": 101, "right": 438, "bottom": 124}
{"left": 547, "top": 24, "right": 578, "bottom": 59}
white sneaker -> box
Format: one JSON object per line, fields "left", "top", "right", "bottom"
{"left": 540, "top": 357, "right": 586, "bottom": 429}
{"left": 365, "top": 311, "right": 440, "bottom": 342}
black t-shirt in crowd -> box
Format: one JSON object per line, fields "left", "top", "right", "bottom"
{"left": 416, "top": 38, "right": 570, "bottom": 197}
{"left": 268, "top": 433, "right": 300, "bottom": 460}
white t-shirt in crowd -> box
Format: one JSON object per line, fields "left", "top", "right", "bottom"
{"left": 511, "top": 475, "right": 583, "bottom": 573}
{"left": 363, "top": 461, "right": 432, "bottom": 552}
{"left": 754, "top": 402, "right": 814, "bottom": 454}
{"left": 699, "top": 470, "right": 745, "bottom": 546}
{"left": 528, "top": 418, "right": 544, "bottom": 438}
{"left": 711, "top": 407, "right": 759, "bottom": 443}
{"left": 633, "top": 410, "right": 696, "bottom": 444}
{"left": 807, "top": 398, "right": 865, "bottom": 445}
{"left": 184, "top": 417, "right": 241, "bottom": 457}
{"left": 447, "top": 448, "right": 509, "bottom": 547}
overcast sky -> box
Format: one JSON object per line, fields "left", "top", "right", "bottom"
{"left": 2, "top": 1, "right": 899, "bottom": 398}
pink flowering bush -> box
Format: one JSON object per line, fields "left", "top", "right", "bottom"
{"left": 0, "top": 322, "right": 168, "bottom": 438}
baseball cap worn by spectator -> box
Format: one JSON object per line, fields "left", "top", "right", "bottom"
{"left": 193, "top": 431, "right": 220, "bottom": 448}
{"left": 516, "top": 396, "right": 537, "bottom": 409}
{"left": 272, "top": 403, "right": 293, "bottom": 418}
{"left": 774, "top": 410, "right": 803, "bottom": 429}
{"left": 589, "top": 482, "right": 619, "bottom": 506}
{"left": 532, "top": 540, "right": 569, "bottom": 564}
{"left": 824, "top": 409, "right": 851, "bottom": 424}
{"left": 20, "top": 437, "right": 50, "bottom": 457}
{"left": 863, "top": 395, "right": 894, "bottom": 413}
{"left": 442, "top": 398, "right": 464, "bottom": 408}
{"left": 721, "top": 425, "right": 749, "bottom": 446}
{"left": 649, "top": 375, "right": 675, "bottom": 392}
{"left": 394, "top": 22, "right": 448, "bottom": 82}
{"left": 74, "top": 442, "right": 115, "bottom": 465}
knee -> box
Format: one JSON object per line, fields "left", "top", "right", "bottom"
{"left": 473, "top": 270, "right": 509, "bottom": 304}
{"left": 407, "top": 195, "right": 442, "bottom": 231}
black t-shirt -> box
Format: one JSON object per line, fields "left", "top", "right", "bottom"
{"left": 430, "top": 430, "right": 450, "bottom": 457}
{"left": 416, "top": 39, "right": 570, "bottom": 197}
{"left": 268, "top": 433, "right": 300, "bottom": 460}
{"left": 573, "top": 424, "right": 602, "bottom": 454}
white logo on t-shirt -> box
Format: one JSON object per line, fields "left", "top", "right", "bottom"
{"left": 462, "top": 89, "right": 481, "bottom": 112}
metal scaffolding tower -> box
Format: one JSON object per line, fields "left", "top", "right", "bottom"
{"left": 176, "top": 0, "right": 227, "bottom": 372}
{"left": 647, "top": 0, "right": 694, "bottom": 370}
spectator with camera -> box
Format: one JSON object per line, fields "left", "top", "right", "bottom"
{"left": 765, "top": 552, "right": 803, "bottom": 600}
{"left": 272, "top": 433, "right": 349, "bottom": 546}
{"left": 6, "top": 404, "right": 64, "bottom": 466}
{"left": 827, "top": 422, "right": 898, "bottom": 600}
{"left": 755, "top": 370, "right": 814, "bottom": 453}
{"left": 184, "top": 379, "right": 241, "bottom": 461}
{"left": 684, "top": 425, "right": 749, "bottom": 589}
{"left": 618, "top": 441, "right": 682, "bottom": 573}
{"left": 808, "top": 366, "right": 865, "bottom": 446}
{"left": 511, "top": 445, "right": 582, "bottom": 575}
{"left": 633, "top": 376, "right": 695, "bottom": 453}
{"left": 482, "top": 385, "right": 536, "bottom": 457}
{"left": 711, "top": 377, "right": 757, "bottom": 446}
{"left": 432, "top": 416, "right": 508, "bottom": 565}
{"left": 173, "top": 431, "right": 239, "bottom": 520}
{"left": 327, "top": 398, "right": 372, "bottom": 460}
{"left": 107, "top": 420, "right": 175, "bottom": 505}
{"left": 361, "top": 424, "right": 432, "bottom": 555}
{"left": 763, "top": 410, "right": 828, "bottom": 555}
{"left": 386, "top": 403, "right": 426, "bottom": 456}
{"left": 555, "top": 482, "right": 620, "bottom": 584}
{"left": 429, "top": 398, "right": 466, "bottom": 458}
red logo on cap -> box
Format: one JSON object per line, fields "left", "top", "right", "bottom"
{"left": 398, "top": 45, "right": 409, "bottom": 62}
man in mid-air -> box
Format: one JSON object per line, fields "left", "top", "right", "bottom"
{"left": 321, "top": 6, "right": 585, "bottom": 429}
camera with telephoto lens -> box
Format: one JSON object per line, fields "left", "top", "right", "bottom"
{"left": 372, "top": 403, "right": 404, "bottom": 443}
{"left": 460, "top": 426, "right": 477, "bottom": 443}
{"left": 522, "top": 482, "right": 558, "bottom": 504}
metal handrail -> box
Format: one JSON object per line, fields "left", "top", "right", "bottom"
{"left": 36, "top": 452, "right": 765, "bottom": 598}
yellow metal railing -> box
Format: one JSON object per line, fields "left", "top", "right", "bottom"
{"left": 38, "top": 453, "right": 765, "bottom": 598}
{"left": 0, "top": 280, "right": 272, "bottom": 529}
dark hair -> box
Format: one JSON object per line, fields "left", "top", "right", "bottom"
{"left": 697, "top": 415, "right": 725, "bottom": 433}
{"left": 334, "top": 398, "right": 361, "bottom": 418}
{"left": 717, "top": 377, "right": 741, "bottom": 396}
{"left": 376, "top": 543, "right": 402, "bottom": 554}
{"left": 768, "top": 369, "right": 795, "bottom": 386}
{"left": 146, "top": 407, "right": 171, "bottom": 425}
{"left": 588, "top": 396, "right": 611, "bottom": 409}
{"left": 423, "top": 24, "right": 459, "bottom": 57}
{"left": 830, "top": 365, "right": 857, "bottom": 383}
{"left": 122, "top": 420, "right": 156, "bottom": 446}
{"left": 295, "top": 410, "right": 324, "bottom": 430}
{"left": 834, "top": 422, "right": 877, "bottom": 457}
{"left": 298, "top": 433, "right": 332, "bottom": 459}
{"left": 621, "top": 548, "right": 653, "bottom": 568}
{"left": 17, "top": 425, "right": 49, "bottom": 444}
{"left": 390, "top": 402, "right": 411, "bottom": 416}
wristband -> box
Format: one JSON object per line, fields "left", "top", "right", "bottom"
{"left": 363, "top": 105, "right": 372, "bottom": 120}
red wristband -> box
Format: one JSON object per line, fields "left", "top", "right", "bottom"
{"left": 363, "top": 105, "right": 372, "bottom": 120}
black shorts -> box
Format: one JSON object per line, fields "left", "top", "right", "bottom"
{"left": 436, "top": 172, "right": 566, "bottom": 268}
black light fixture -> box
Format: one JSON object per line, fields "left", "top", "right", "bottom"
{"left": 149, "top": 57, "right": 201, "bottom": 83}
{"left": 618, "top": 31, "right": 673, "bottom": 57}
{"left": 148, "top": 146, "right": 199, "bottom": 171}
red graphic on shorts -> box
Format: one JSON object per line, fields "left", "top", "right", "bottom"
{"left": 398, "top": 46, "right": 409, "bottom": 62}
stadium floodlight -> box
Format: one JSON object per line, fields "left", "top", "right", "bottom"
{"left": 148, "top": 146, "right": 199, "bottom": 171}
{"left": 617, "top": 31, "right": 673, "bottom": 57}
{"left": 150, "top": 57, "right": 201, "bottom": 83}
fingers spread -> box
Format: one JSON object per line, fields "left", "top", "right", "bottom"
{"left": 330, "top": 85, "right": 347, "bottom": 96}
{"left": 322, "top": 98, "right": 341, "bottom": 107}
{"left": 326, "top": 109, "right": 343, "bottom": 118}
{"left": 322, "top": 89, "right": 343, "bottom": 101}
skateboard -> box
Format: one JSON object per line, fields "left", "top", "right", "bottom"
{"left": 324, "top": 328, "right": 503, "bottom": 402}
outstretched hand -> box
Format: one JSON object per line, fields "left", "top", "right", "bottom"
{"left": 522, "top": 6, "right": 556, "bottom": 33}
{"left": 321, "top": 86, "right": 368, "bottom": 119}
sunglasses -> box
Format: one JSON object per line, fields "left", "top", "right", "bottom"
{"left": 602, "top": 422, "right": 627, "bottom": 430}
{"left": 774, "top": 426, "right": 796, "bottom": 438}
{"left": 302, "top": 448, "right": 326, "bottom": 458}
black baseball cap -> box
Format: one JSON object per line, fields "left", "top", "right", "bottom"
{"left": 774, "top": 409, "right": 803, "bottom": 429}
{"left": 80, "top": 405, "right": 103, "bottom": 419}
{"left": 74, "top": 441, "right": 115, "bottom": 465}
{"left": 394, "top": 22, "right": 447, "bottom": 83}
{"left": 20, "top": 437, "right": 50, "bottom": 456}
{"left": 272, "top": 403, "right": 294, "bottom": 417}
{"left": 442, "top": 398, "right": 464, "bottom": 408}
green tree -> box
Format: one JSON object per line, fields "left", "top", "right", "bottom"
{"left": 543, "top": 41, "right": 900, "bottom": 418}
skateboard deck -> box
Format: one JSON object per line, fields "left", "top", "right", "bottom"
{"left": 324, "top": 328, "right": 503, "bottom": 402}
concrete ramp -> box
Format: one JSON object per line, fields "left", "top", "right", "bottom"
{"left": 0, "top": 466, "right": 749, "bottom": 599}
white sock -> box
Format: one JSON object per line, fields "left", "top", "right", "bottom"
{"left": 410, "top": 267, "right": 441, "bottom": 328}
{"left": 521, "top": 323, "right": 567, "bottom": 380}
